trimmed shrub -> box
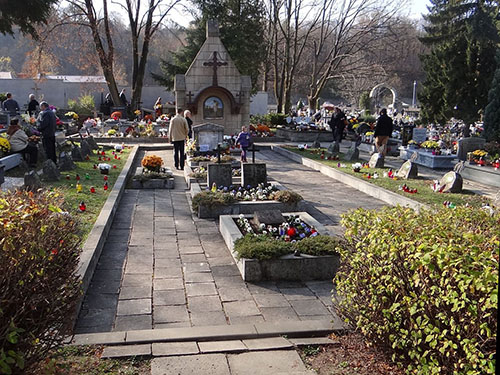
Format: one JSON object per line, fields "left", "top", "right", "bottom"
{"left": 273, "top": 190, "right": 303, "bottom": 204}
{"left": 0, "top": 190, "right": 82, "bottom": 374}
{"left": 335, "top": 206, "right": 498, "bottom": 375}
{"left": 191, "top": 191, "right": 235, "bottom": 212}
{"left": 294, "top": 235, "right": 342, "bottom": 256}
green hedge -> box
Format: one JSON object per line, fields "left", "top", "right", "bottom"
{"left": 234, "top": 234, "right": 341, "bottom": 260}
{"left": 0, "top": 190, "right": 82, "bottom": 374}
{"left": 335, "top": 206, "right": 498, "bottom": 375}
{"left": 191, "top": 191, "right": 235, "bottom": 212}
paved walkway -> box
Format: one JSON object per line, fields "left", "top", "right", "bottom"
{"left": 76, "top": 147, "right": 381, "bottom": 334}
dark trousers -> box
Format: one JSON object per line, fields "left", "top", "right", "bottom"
{"left": 42, "top": 136, "right": 57, "bottom": 164}
{"left": 19, "top": 144, "right": 38, "bottom": 166}
{"left": 172, "top": 140, "right": 185, "bottom": 169}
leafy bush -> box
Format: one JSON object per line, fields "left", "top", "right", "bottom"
{"left": 191, "top": 191, "right": 235, "bottom": 212}
{"left": 68, "top": 94, "right": 95, "bottom": 114}
{"left": 249, "top": 113, "right": 286, "bottom": 126}
{"left": 133, "top": 171, "right": 173, "bottom": 182}
{"left": 357, "top": 115, "right": 376, "bottom": 124}
{"left": 294, "top": 235, "right": 342, "bottom": 256}
{"left": 0, "top": 93, "right": 7, "bottom": 103}
{"left": 234, "top": 234, "right": 340, "bottom": 260}
{"left": 335, "top": 206, "right": 498, "bottom": 375}
{"left": 0, "top": 190, "right": 82, "bottom": 374}
{"left": 273, "top": 190, "right": 303, "bottom": 204}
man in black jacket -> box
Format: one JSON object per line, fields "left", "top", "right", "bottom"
{"left": 374, "top": 108, "right": 393, "bottom": 156}
{"left": 328, "top": 107, "right": 346, "bottom": 144}
{"left": 38, "top": 101, "right": 57, "bottom": 164}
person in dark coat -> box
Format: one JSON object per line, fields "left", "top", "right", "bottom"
{"left": 374, "top": 108, "right": 393, "bottom": 156}
{"left": 184, "top": 109, "right": 193, "bottom": 139}
{"left": 38, "top": 101, "right": 57, "bottom": 164}
{"left": 2, "top": 93, "right": 20, "bottom": 116}
{"left": 119, "top": 89, "right": 128, "bottom": 106}
{"left": 27, "top": 94, "right": 39, "bottom": 116}
{"left": 328, "top": 107, "right": 346, "bottom": 143}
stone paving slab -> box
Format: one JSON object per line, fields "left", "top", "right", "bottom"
{"left": 101, "top": 344, "right": 151, "bottom": 358}
{"left": 198, "top": 340, "right": 247, "bottom": 353}
{"left": 227, "top": 350, "right": 312, "bottom": 375}
{"left": 242, "top": 337, "right": 293, "bottom": 351}
{"left": 152, "top": 341, "right": 199, "bottom": 356}
{"left": 151, "top": 354, "right": 230, "bottom": 375}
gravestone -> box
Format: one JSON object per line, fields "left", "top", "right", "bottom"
{"left": 345, "top": 143, "right": 359, "bottom": 161}
{"left": 397, "top": 160, "right": 418, "bottom": 179}
{"left": 86, "top": 136, "right": 99, "bottom": 150}
{"left": 42, "top": 159, "right": 60, "bottom": 181}
{"left": 457, "top": 137, "right": 486, "bottom": 161}
{"left": 207, "top": 163, "right": 232, "bottom": 188}
{"left": 71, "top": 145, "right": 84, "bottom": 161}
{"left": 193, "top": 123, "right": 224, "bottom": 152}
{"left": 312, "top": 140, "right": 321, "bottom": 148}
{"left": 0, "top": 112, "right": 10, "bottom": 126}
{"left": 58, "top": 151, "right": 76, "bottom": 171}
{"left": 80, "top": 140, "right": 92, "bottom": 158}
{"left": 38, "top": 143, "right": 46, "bottom": 162}
{"left": 253, "top": 210, "right": 285, "bottom": 227}
{"left": 242, "top": 163, "right": 267, "bottom": 188}
{"left": 369, "top": 153, "right": 384, "bottom": 168}
{"left": 412, "top": 128, "right": 427, "bottom": 144}
{"left": 439, "top": 171, "right": 463, "bottom": 193}
{"left": 327, "top": 142, "right": 339, "bottom": 154}
{"left": 24, "top": 170, "right": 42, "bottom": 191}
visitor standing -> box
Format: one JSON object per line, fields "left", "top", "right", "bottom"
{"left": 374, "top": 108, "right": 393, "bottom": 156}
{"left": 168, "top": 108, "right": 189, "bottom": 170}
{"left": 38, "top": 101, "right": 57, "bottom": 164}
{"left": 7, "top": 119, "right": 38, "bottom": 167}
{"left": 27, "top": 94, "right": 39, "bottom": 116}
{"left": 184, "top": 109, "right": 193, "bottom": 139}
{"left": 236, "top": 125, "right": 251, "bottom": 162}
{"left": 328, "top": 107, "right": 346, "bottom": 144}
{"left": 2, "top": 93, "right": 20, "bottom": 116}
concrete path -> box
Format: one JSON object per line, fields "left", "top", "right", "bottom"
{"left": 76, "top": 147, "right": 373, "bottom": 334}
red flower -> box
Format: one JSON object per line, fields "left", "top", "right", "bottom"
{"left": 51, "top": 249, "right": 58, "bottom": 255}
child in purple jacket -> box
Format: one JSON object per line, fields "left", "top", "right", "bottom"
{"left": 236, "top": 126, "right": 251, "bottom": 162}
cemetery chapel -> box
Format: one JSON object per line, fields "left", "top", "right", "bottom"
{"left": 174, "top": 20, "right": 251, "bottom": 135}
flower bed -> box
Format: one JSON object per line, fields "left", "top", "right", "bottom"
{"left": 131, "top": 154, "right": 174, "bottom": 189}
{"left": 190, "top": 182, "right": 303, "bottom": 218}
{"left": 219, "top": 212, "right": 341, "bottom": 281}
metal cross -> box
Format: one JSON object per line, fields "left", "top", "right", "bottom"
{"left": 203, "top": 51, "right": 228, "bottom": 86}
{"left": 251, "top": 143, "right": 257, "bottom": 164}
{"left": 216, "top": 144, "right": 222, "bottom": 164}
{"left": 186, "top": 91, "right": 194, "bottom": 103}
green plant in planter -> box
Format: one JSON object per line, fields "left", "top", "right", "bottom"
{"left": 133, "top": 171, "right": 173, "bottom": 182}
{"left": 191, "top": 191, "right": 235, "bottom": 212}
{"left": 273, "top": 190, "right": 303, "bottom": 204}
{"left": 336, "top": 206, "right": 498, "bottom": 375}
{"left": 294, "top": 235, "right": 342, "bottom": 256}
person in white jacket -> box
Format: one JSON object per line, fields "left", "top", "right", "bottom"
{"left": 7, "top": 119, "right": 38, "bottom": 167}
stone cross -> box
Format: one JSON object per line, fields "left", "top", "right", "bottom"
{"left": 203, "top": 51, "right": 228, "bottom": 86}
{"left": 186, "top": 91, "right": 194, "bottom": 104}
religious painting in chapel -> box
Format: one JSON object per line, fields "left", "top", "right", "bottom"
{"left": 203, "top": 96, "right": 224, "bottom": 119}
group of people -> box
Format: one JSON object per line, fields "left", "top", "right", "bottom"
{"left": 4, "top": 98, "right": 58, "bottom": 168}
{"left": 2, "top": 92, "right": 40, "bottom": 117}
{"left": 328, "top": 106, "right": 393, "bottom": 156}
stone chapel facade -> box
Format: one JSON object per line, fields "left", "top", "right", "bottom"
{"left": 174, "top": 20, "right": 251, "bottom": 135}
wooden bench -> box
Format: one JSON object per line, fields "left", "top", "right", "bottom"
{"left": 0, "top": 153, "right": 23, "bottom": 171}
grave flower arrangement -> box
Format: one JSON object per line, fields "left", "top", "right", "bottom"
{"left": 236, "top": 214, "right": 319, "bottom": 241}
{"left": 0, "top": 135, "right": 10, "bottom": 157}
{"left": 208, "top": 183, "right": 280, "bottom": 201}
{"left": 141, "top": 154, "right": 163, "bottom": 172}
{"left": 420, "top": 140, "right": 440, "bottom": 151}
{"left": 65, "top": 111, "right": 79, "bottom": 120}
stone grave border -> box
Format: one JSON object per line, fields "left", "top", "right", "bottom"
{"left": 276, "top": 128, "right": 333, "bottom": 142}
{"left": 74, "top": 144, "right": 171, "bottom": 324}
{"left": 461, "top": 162, "right": 500, "bottom": 188}
{"left": 190, "top": 180, "right": 303, "bottom": 219}
{"left": 271, "top": 145, "right": 427, "bottom": 211}
{"left": 399, "top": 147, "right": 456, "bottom": 169}
{"left": 130, "top": 166, "right": 175, "bottom": 189}
{"left": 219, "top": 212, "right": 340, "bottom": 281}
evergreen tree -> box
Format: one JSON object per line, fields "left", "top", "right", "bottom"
{"left": 153, "top": 0, "right": 266, "bottom": 91}
{"left": 484, "top": 49, "right": 500, "bottom": 141}
{"left": 0, "top": 0, "right": 58, "bottom": 37}
{"left": 419, "top": 0, "right": 499, "bottom": 124}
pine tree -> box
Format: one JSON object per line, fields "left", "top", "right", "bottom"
{"left": 419, "top": 0, "right": 499, "bottom": 124}
{"left": 153, "top": 0, "right": 266, "bottom": 91}
{"left": 484, "top": 49, "right": 500, "bottom": 141}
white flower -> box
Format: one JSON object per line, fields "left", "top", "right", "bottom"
{"left": 239, "top": 214, "right": 245, "bottom": 219}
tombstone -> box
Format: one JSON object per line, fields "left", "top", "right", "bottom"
{"left": 412, "top": 128, "right": 427, "bottom": 144}
{"left": 311, "top": 140, "right": 321, "bottom": 148}
{"left": 86, "top": 136, "right": 99, "bottom": 150}
{"left": 207, "top": 163, "right": 232, "bottom": 188}
{"left": 242, "top": 163, "right": 267, "bottom": 188}
{"left": 369, "top": 153, "right": 384, "bottom": 168}
{"left": 24, "top": 170, "right": 42, "bottom": 191}
{"left": 327, "top": 142, "right": 340, "bottom": 154}
{"left": 345, "top": 145, "right": 359, "bottom": 161}
{"left": 80, "top": 140, "right": 92, "bottom": 158}
{"left": 0, "top": 112, "right": 10, "bottom": 127}
{"left": 253, "top": 210, "right": 285, "bottom": 227}
{"left": 439, "top": 171, "right": 463, "bottom": 193}
{"left": 397, "top": 160, "right": 418, "bottom": 179}
{"left": 71, "top": 145, "right": 84, "bottom": 161}
{"left": 193, "top": 123, "right": 224, "bottom": 152}
{"left": 42, "top": 159, "right": 60, "bottom": 181}
{"left": 38, "top": 143, "right": 46, "bottom": 162}
{"left": 58, "top": 151, "right": 76, "bottom": 171}
{"left": 456, "top": 137, "right": 486, "bottom": 161}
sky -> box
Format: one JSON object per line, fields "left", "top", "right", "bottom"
{"left": 409, "top": 0, "right": 432, "bottom": 19}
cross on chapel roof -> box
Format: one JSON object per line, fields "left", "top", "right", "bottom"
{"left": 203, "top": 51, "right": 228, "bottom": 87}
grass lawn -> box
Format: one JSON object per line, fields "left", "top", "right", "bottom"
{"left": 284, "top": 146, "right": 489, "bottom": 208}
{"left": 5, "top": 145, "right": 132, "bottom": 241}
{"left": 39, "top": 346, "right": 149, "bottom": 375}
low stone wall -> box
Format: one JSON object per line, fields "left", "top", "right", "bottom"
{"left": 90, "top": 137, "right": 169, "bottom": 144}
{"left": 276, "top": 128, "right": 333, "bottom": 142}
{"left": 462, "top": 163, "right": 500, "bottom": 188}
{"left": 272, "top": 145, "right": 427, "bottom": 212}
{"left": 219, "top": 212, "right": 340, "bottom": 281}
